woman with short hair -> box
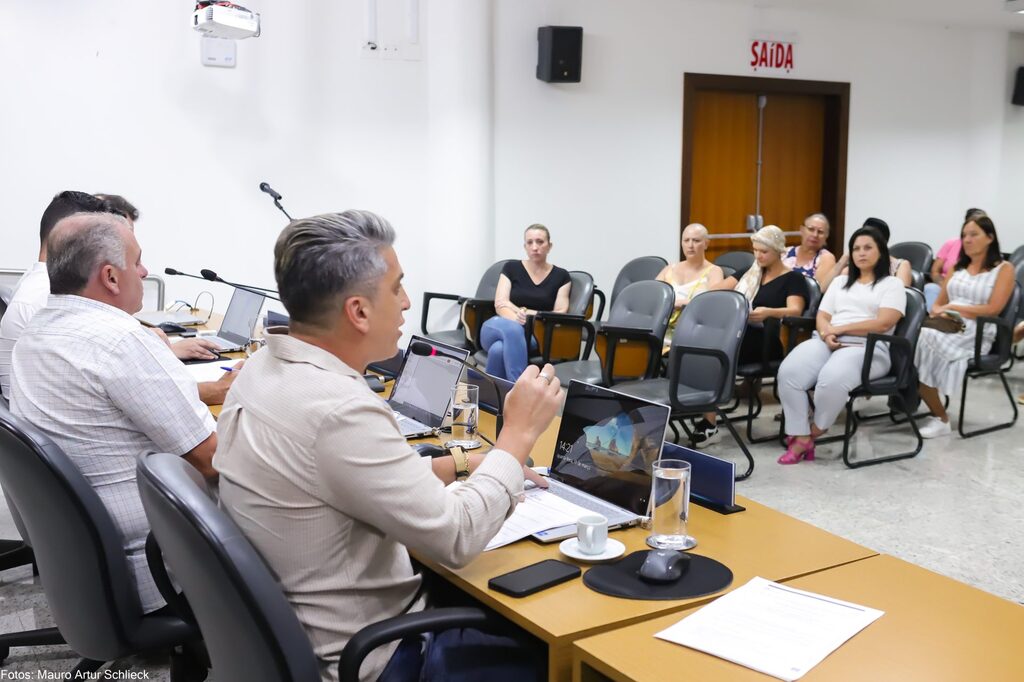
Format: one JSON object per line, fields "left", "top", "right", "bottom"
{"left": 656, "top": 223, "right": 724, "bottom": 348}
{"left": 781, "top": 212, "right": 836, "bottom": 288}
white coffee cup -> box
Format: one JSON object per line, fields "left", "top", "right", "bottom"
{"left": 576, "top": 514, "right": 609, "bottom": 555}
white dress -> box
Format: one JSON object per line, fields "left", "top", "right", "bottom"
{"left": 915, "top": 261, "right": 1009, "bottom": 397}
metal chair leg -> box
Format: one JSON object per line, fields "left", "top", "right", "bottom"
{"left": 843, "top": 395, "right": 923, "bottom": 468}
{"left": 957, "top": 370, "right": 1019, "bottom": 438}
{"left": 717, "top": 409, "right": 754, "bottom": 481}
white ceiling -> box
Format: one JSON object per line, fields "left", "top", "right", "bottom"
{"left": 721, "top": 0, "right": 1024, "bottom": 31}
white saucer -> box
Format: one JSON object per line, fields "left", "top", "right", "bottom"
{"left": 559, "top": 537, "right": 626, "bottom": 563}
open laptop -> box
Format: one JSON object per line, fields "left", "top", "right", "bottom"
{"left": 389, "top": 335, "right": 470, "bottom": 438}
{"left": 533, "top": 381, "right": 671, "bottom": 543}
{"left": 135, "top": 309, "right": 204, "bottom": 327}
{"left": 197, "top": 288, "right": 266, "bottom": 352}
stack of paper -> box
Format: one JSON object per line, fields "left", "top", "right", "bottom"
{"left": 484, "top": 489, "right": 592, "bottom": 550}
{"left": 655, "top": 576, "right": 883, "bottom": 681}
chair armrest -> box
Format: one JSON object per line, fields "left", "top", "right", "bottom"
{"left": 597, "top": 325, "right": 662, "bottom": 385}
{"left": 144, "top": 533, "right": 196, "bottom": 623}
{"left": 420, "top": 291, "right": 466, "bottom": 335}
{"left": 533, "top": 312, "right": 594, "bottom": 362}
{"left": 667, "top": 346, "right": 731, "bottom": 410}
{"left": 862, "top": 333, "right": 912, "bottom": 387}
{"left": 338, "top": 607, "right": 499, "bottom": 682}
{"left": 461, "top": 298, "right": 498, "bottom": 350}
{"left": 593, "top": 287, "right": 607, "bottom": 322}
{"left": 781, "top": 315, "right": 815, "bottom": 332}
{"left": 973, "top": 315, "right": 1009, "bottom": 363}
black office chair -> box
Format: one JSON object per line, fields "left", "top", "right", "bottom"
{"left": 136, "top": 452, "right": 502, "bottom": 682}
{"left": 615, "top": 291, "right": 755, "bottom": 480}
{"left": 957, "top": 283, "right": 1020, "bottom": 438}
{"left": 0, "top": 406, "right": 202, "bottom": 677}
{"left": 889, "top": 242, "right": 934, "bottom": 278}
{"left": 735, "top": 275, "right": 818, "bottom": 443}
{"left": 1007, "top": 244, "right": 1024, "bottom": 268}
{"left": 551, "top": 280, "right": 674, "bottom": 388}
{"left": 909, "top": 269, "right": 926, "bottom": 292}
{"left": 596, "top": 256, "right": 668, "bottom": 322}
{"left": 420, "top": 260, "right": 512, "bottom": 351}
{"left": 714, "top": 251, "right": 755, "bottom": 279}
{"left": 804, "top": 289, "right": 928, "bottom": 468}
{"left": 531, "top": 270, "right": 596, "bottom": 365}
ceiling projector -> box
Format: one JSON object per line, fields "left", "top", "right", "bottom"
{"left": 192, "top": 2, "right": 260, "bottom": 39}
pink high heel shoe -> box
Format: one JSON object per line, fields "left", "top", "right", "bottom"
{"left": 778, "top": 437, "right": 815, "bottom": 465}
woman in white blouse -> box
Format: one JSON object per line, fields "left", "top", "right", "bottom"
{"left": 776, "top": 226, "right": 906, "bottom": 464}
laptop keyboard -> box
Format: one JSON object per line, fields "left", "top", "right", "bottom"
{"left": 547, "top": 479, "right": 636, "bottom": 525}
{"left": 395, "top": 413, "right": 431, "bottom": 436}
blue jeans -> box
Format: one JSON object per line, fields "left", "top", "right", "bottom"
{"left": 378, "top": 627, "right": 545, "bottom": 682}
{"left": 924, "top": 282, "right": 940, "bottom": 312}
{"left": 480, "top": 316, "right": 532, "bottom": 381}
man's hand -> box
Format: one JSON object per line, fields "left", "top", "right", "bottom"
{"left": 171, "top": 338, "right": 220, "bottom": 361}
{"left": 197, "top": 361, "right": 244, "bottom": 406}
{"left": 495, "top": 364, "right": 562, "bottom": 464}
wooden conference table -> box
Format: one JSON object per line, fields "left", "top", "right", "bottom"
{"left": 571, "top": 553, "right": 1024, "bottom": 681}
{"left": 412, "top": 412, "right": 877, "bottom": 680}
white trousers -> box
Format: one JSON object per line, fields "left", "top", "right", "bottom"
{"left": 777, "top": 338, "right": 891, "bottom": 436}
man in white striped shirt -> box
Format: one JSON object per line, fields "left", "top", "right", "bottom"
{"left": 10, "top": 212, "right": 218, "bottom": 613}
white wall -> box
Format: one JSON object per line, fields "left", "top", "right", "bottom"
{"left": 493, "top": 0, "right": 1020, "bottom": 293}
{"left": 0, "top": 0, "right": 490, "bottom": 338}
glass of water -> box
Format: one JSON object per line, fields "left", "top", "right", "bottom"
{"left": 444, "top": 383, "right": 480, "bottom": 449}
{"left": 646, "top": 459, "right": 697, "bottom": 550}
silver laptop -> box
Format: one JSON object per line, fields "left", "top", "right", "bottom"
{"left": 532, "top": 381, "right": 671, "bottom": 543}
{"left": 388, "top": 336, "right": 470, "bottom": 438}
{"left": 198, "top": 288, "right": 265, "bottom": 352}
{"left": 135, "top": 309, "right": 205, "bottom": 326}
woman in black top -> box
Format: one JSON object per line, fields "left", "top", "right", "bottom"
{"left": 481, "top": 224, "right": 571, "bottom": 380}
{"left": 692, "top": 225, "right": 806, "bottom": 446}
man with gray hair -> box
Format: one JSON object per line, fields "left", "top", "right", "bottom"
{"left": 215, "top": 210, "right": 562, "bottom": 682}
{"left": 10, "top": 212, "right": 219, "bottom": 614}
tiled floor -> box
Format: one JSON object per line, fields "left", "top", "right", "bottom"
{"left": 0, "top": 365, "right": 1021, "bottom": 678}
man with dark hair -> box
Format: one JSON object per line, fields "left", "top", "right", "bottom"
{"left": 11, "top": 212, "right": 219, "bottom": 613}
{"left": 0, "top": 191, "right": 231, "bottom": 401}
{"left": 215, "top": 210, "right": 561, "bottom": 682}
{"left": 94, "top": 192, "right": 140, "bottom": 224}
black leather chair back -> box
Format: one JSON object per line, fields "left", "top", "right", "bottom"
{"left": 669, "top": 290, "right": 748, "bottom": 401}
{"left": 0, "top": 406, "right": 192, "bottom": 661}
{"left": 1008, "top": 244, "right": 1024, "bottom": 268}
{"left": 609, "top": 280, "right": 675, "bottom": 339}
{"left": 979, "top": 283, "right": 1021, "bottom": 369}
{"left": 909, "top": 269, "right": 925, "bottom": 292}
{"left": 568, "top": 271, "right": 595, "bottom": 316}
{"left": 714, "top": 251, "right": 755, "bottom": 278}
{"left": 1015, "top": 261, "right": 1024, "bottom": 323}
{"left": 890, "top": 241, "right": 934, "bottom": 275}
{"left": 473, "top": 260, "right": 514, "bottom": 299}
{"left": 802, "top": 275, "right": 823, "bottom": 316}
{"left": 137, "top": 452, "right": 320, "bottom": 682}
{"left": 890, "top": 288, "right": 928, "bottom": 384}
{"left": 609, "top": 256, "right": 667, "bottom": 308}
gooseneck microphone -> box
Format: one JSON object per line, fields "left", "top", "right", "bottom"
{"left": 258, "top": 181, "right": 293, "bottom": 221}
{"left": 199, "top": 269, "right": 282, "bottom": 302}
{"left": 163, "top": 267, "right": 209, "bottom": 282}
{"left": 409, "top": 341, "right": 505, "bottom": 435}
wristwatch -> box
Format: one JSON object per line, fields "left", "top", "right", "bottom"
{"left": 451, "top": 447, "right": 471, "bottom": 481}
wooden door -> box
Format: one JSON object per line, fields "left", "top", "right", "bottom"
{"left": 682, "top": 75, "right": 845, "bottom": 264}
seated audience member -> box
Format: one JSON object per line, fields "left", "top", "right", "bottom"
{"left": 924, "top": 208, "right": 985, "bottom": 311}
{"left": 819, "top": 217, "right": 913, "bottom": 290}
{"left": 0, "top": 190, "right": 232, "bottom": 404}
{"left": 11, "top": 212, "right": 220, "bottom": 614}
{"left": 776, "top": 226, "right": 905, "bottom": 464}
{"left": 692, "top": 225, "right": 806, "bottom": 446}
{"left": 781, "top": 212, "right": 836, "bottom": 288}
{"left": 481, "top": 224, "right": 571, "bottom": 380}
{"left": 214, "top": 211, "right": 562, "bottom": 682}
{"left": 915, "top": 214, "right": 1014, "bottom": 438}
{"left": 656, "top": 222, "right": 724, "bottom": 348}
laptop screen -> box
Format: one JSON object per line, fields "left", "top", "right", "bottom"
{"left": 550, "top": 381, "right": 671, "bottom": 515}
{"left": 219, "top": 288, "right": 266, "bottom": 346}
{"left": 389, "top": 335, "right": 470, "bottom": 428}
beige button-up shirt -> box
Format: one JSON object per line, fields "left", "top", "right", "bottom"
{"left": 214, "top": 330, "right": 524, "bottom": 682}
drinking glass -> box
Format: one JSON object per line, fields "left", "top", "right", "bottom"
{"left": 445, "top": 383, "right": 480, "bottom": 449}
{"left": 646, "top": 459, "right": 697, "bottom": 550}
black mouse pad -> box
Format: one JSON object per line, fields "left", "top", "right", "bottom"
{"left": 583, "top": 550, "right": 733, "bottom": 601}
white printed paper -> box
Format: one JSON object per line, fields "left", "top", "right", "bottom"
{"left": 484, "top": 488, "right": 591, "bottom": 550}
{"left": 655, "top": 576, "right": 883, "bottom": 681}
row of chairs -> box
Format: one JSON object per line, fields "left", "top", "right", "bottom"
{"left": 0, "top": 406, "right": 499, "bottom": 680}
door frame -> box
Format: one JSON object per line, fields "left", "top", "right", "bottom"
{"left": 680, "top": 73, "right": 851, "bottom": 257}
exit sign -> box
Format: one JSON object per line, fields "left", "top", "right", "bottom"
{"left": 750, "top": 40, "right": 794, "bottom": 73}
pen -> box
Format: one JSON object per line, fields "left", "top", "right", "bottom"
{"left": 220, "top": 366, "right": 240, "bottom": 372}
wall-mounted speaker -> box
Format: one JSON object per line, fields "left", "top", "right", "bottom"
{"left": 1013, "top": 66, "right": 1024, "bottom": 106}
{"left": 537, "top": 26, "right": 582, "bottom": 83}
